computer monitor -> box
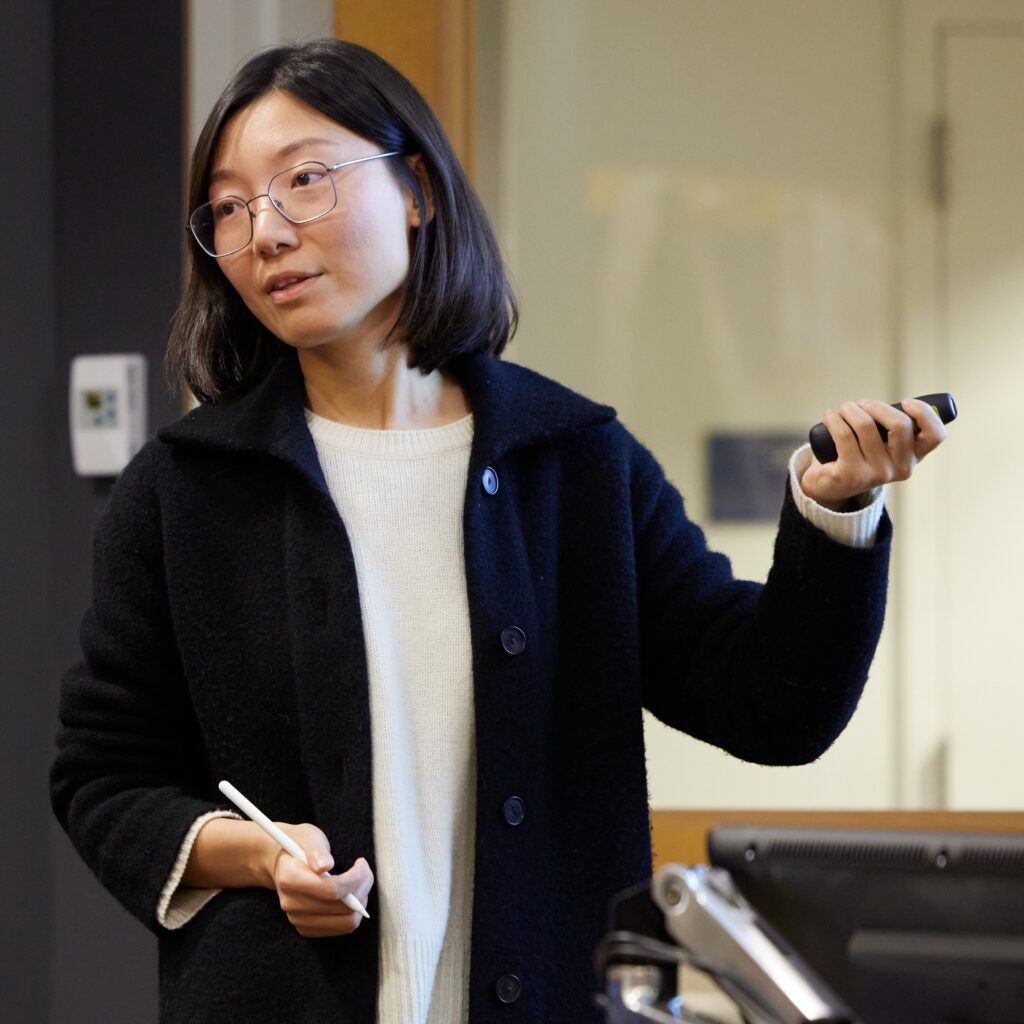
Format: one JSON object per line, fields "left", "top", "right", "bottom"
{"left": 708, "top": 826, "right": 1024, "bottom": 1024}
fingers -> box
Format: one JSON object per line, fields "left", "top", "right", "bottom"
{"left": 802, "top": 396, "right": 948, "bottom": 508}
{"left": 333, "top": 856, "right": 374, "bottom": 907}
{"left": 274, "top": 849, "right": 337, "bottom": 900}
{"left": 829, "top": 399, "right": 944, "bottom": 474}
{"left": 274, "top": 846, "right": 375, "bottom": 939}
{"left": 851, "top": 400, "right": 916, "bottom": 480}
{"left": 846, "top": 398, "right": 947, "bottom": 473}
{"left": 897, "top": 396, "right": 947, "bottom": 456}
{"left": 819, "top": 403, "right": 892, "bottom": 492}
{"left": 294, "top": 823, "right": 334, "bottom": 874}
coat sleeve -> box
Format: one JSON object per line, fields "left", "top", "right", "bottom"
{"left": 50, "top": 443, "right": 228, "bottom": 933}
{"left": 629, "top": 432, "right": 891, "bottom": 765}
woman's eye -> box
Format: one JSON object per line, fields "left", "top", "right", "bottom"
{"left": 212, "top": 198, "right": 242, "bottom": 220}
{"left": 292, "top": 169, "right": 324, "bottom": 188}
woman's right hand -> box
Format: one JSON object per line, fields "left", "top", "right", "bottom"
{"left": 267, "top": 823, "right": 374, "bottom": 938}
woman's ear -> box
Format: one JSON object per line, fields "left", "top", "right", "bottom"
{"left": 405, "top": 154, "right": 435, "bottom": 227}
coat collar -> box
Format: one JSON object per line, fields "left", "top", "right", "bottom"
{"left": 453, "top": 350, "right": 616, "bottom": 460}
{"left": 158, "top": 349, "right": 616, "bottom": 480}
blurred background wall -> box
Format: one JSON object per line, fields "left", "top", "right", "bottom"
{"left": 4, "top": 0, "right": 1022, "bottom": 1019}
{"left": 477, "top": 0, "right": 1024, "bottom": 815}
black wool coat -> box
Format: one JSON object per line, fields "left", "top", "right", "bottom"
{"left": 51, "top": 351, "right": 891, "bottom": 1024}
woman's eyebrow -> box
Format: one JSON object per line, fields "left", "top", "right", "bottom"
{"left": 275, "top": 136, "right": 342, "bottom": 161}
{"left": 209, "top": 137, "right": 342, "bottom": 186}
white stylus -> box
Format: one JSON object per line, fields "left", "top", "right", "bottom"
{"left": 218, "top": 779, "right": 370, "bottom": 919}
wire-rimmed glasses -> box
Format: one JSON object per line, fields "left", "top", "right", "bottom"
{"left": 188, "top": 151, "right": 402, "bottom": 258}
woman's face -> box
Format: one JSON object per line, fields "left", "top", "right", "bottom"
{"left": 209, "top": 90, "right": 420, "bottom": 355}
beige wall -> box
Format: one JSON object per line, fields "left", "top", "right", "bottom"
{"left": 187, "top": 0, "right": 333, "bottom": 146}
{"left": 486, "top": 0, "right": 1024, "bottom": 811}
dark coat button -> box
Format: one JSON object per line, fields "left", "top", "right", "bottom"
{"left": 503, "top": 796, "right": 526, "bottom": 826}
{"left": 482, "top": 466, "right": 500, "bottom": 495}
{"left": 500, "top": 626, "right": 526, "bottom": 655}
{"left": 496, "top": 974, "right": 522, "bottom": 1004}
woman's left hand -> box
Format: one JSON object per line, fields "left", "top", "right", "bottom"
{"left": 800, "top": 398, "right": 948, "bottom": 512}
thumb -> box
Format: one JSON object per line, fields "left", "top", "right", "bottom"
{"left": 300, "top": 828, "right": 334, "bottom": 874}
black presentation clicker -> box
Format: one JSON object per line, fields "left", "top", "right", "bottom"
{"left": 809, "top": 392, "right": 958, "bottom": 464}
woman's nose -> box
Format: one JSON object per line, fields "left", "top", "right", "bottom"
{"left": 249, "top": 195, "right": 300, "bottom": 255}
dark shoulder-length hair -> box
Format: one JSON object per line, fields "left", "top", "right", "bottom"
{"left": 167, "top": 38, "right": 517, "bottom": 403}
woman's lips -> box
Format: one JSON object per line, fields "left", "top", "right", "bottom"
{"left": 266, "top": 273, "right": 322, "bottom": 303}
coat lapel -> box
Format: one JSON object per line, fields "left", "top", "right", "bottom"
{"left": 160, "top": 354, "right": 373, "bottom": 873}
{"left": 159, "top": 351, "right": 331, "bottom": 503}
{"left": 453, "top": 353, "right": 616, "bottom": 463}
{"left": 279, "top": 468, "right": 376, "bottom": 876}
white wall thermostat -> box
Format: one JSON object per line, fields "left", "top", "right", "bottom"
{"left": 69, "top": 353, "right": 148, "bottom": 477}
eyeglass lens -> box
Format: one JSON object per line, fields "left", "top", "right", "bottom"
{"left": 189, "top": 161, "right": 337, "bottom": 257}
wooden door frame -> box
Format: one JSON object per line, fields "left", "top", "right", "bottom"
{"left": 334, "top": 0, "right": 476, "bottom": 177}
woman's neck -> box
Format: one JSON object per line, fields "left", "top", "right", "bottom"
{"left": 298, "top": 343, "right": 470, "bottom": 430}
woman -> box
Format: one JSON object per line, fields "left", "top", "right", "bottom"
{"left": 51, "top": 38, "right": 945, "bottom": 1024}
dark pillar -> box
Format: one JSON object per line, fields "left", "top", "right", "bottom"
{"left": 1, "top": 3, "right": 59, "bottom": 1016}
{"left": 0, "top": 2, "right": 183, "bottom": 1020}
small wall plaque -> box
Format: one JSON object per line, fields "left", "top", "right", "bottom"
{"left": 707, "top": 433, "right": 803, "bottom": 522}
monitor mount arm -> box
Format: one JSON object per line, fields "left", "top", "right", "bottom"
{"left": 595, "top": 864, "right": 859, "bottom": 1024}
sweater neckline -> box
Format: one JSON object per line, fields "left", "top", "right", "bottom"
{"left": 304, "top": 408, "right": 474, "bottom": 458}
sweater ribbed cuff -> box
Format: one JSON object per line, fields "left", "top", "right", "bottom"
{"left": 156, "top": 809, "right": 242, "bottom": 930}
{"left": 788, "top": 444, "right": 886, "bottom": 549}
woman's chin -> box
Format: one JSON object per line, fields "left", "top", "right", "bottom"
{"left": 281, "top": 329, "right": 387, "bottom": 362}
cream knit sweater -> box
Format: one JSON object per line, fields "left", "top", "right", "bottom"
{"left": 306, "top": 409, "right": 477, "bottom": 1024}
